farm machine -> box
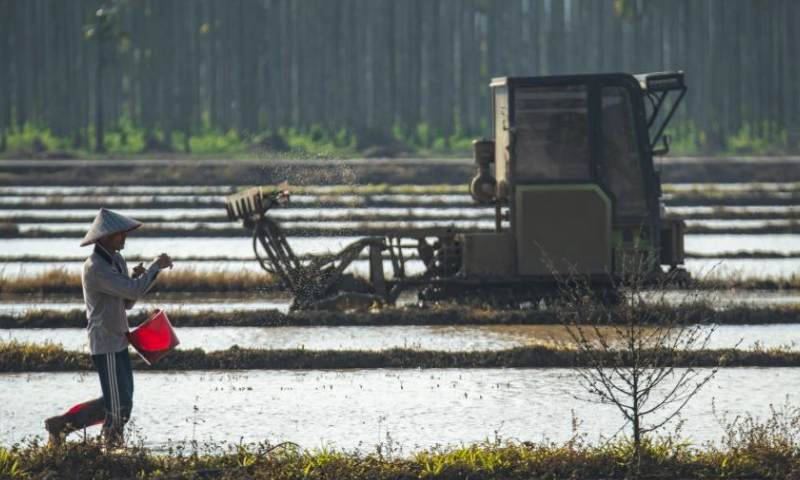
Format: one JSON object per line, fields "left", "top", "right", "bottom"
{"left": 226, "top": 71, "right": 687, "bottom": 310}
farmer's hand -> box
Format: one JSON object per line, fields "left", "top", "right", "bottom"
{"left": 131, "top": 262, "right": 146, "bottom": 278}
{"left": 154, "top": 253, "right": 173, "bottom": 270}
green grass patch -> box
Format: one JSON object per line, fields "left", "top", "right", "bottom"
{"left": 3, "top": 420, "right": 800, "bottom": 479}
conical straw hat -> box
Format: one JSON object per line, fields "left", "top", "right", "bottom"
{"left": 80, "top": 208, "right": 143, "bottom": 247}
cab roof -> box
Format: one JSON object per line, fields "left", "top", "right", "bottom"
{"left": 490, "top": 71, "right": 685, "bottom": 94}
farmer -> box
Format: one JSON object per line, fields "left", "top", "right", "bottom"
{"left": 45, "top": 208, "right": 173, "bottom": 447}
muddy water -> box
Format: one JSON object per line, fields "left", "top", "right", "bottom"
{"left": 683, "top": 258, "right": 800, "bottom": 279}
{"left": 0, "top": 299, "right": 291, "bottom": 317}
{"left": 0, "top": 208, "right": 226, "bottom": 221}
{"left": 2, "top": 324, "right": 798, "bottom": 352}
{"left": 684, "top": 219, "right": 797, "bottom": 229}
{"left": 3, "top": 234, "right": 799, "bottom": 259}
{"left": 0, "top": 237, "right": 359, "bottom": 260}
{"left": 3, "top": 234, "right": 800, "bottom": 282}
{"left": 0, "top": 258, "right": 426, "bottom": 280}
{"left": 0, "top": 193, "right": 473, "bottom": 207}
{"left": 0, "top": 207, "right": 493, "bottom": 222}
{"left": 669, "top": 205, "right": 800, "bottom": 215}
{"left": 0, "top": 325, "right": 562, "bottom": 352}
{"left": 1, "top": 368, "right": 796, "bottom": 451}
{"left": 0, "top": 185, "right": 240, "bottom": 195}
{"left": 3, "top": 288, "right": 800, "bottom": 318}
{"left": 14, "top": 219, "right": 498, "bottom": 234}
{"left": 0, "top": 185, "right": 460, "bottom": 196}
{"left": 6, "top": 205, "right": 800, "bottom": 226}
{"left": 0, "top": 195, "right": 226, "bottom": 205}
{"left": 664, "top": 182, "right": 800, "bottom": 192}
{"left": 684, "top": 234, "right": 800, "bottom": 255}
{"left": 13, "top": 218, "right": 795, "bottom": 234}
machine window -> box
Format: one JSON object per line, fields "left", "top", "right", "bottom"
{"left": 600, "top": 86, "right": 647, "bottom": 218}
{"left": 513, "top": 85, "right": 590, "bottom": 181}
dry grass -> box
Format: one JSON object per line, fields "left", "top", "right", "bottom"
{"left": 5, "top": 266, "right": 800, "bottom": 296}
{"left": 0, "top": 267, "right": 280, "bottom": 295}
{"left": 0, "top": 268, "right": 79, "bottom": 295}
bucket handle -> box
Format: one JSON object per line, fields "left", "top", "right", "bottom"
{"left": 131, "top": 261, "right": 166, "bottom": 327}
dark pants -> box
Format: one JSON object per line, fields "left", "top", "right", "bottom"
{"left": 92, "top": 349, "right": 134, "bottom": 434}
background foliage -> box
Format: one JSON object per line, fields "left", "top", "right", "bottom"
{"left": 1, "top": 0, "right": 798, "bottom": 156}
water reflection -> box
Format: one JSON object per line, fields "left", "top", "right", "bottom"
{"left": 1, "top": 324, "right": 797, "bottom": 352}
{"left": 0, "top": 368, "right": 795, "bottom": 451}
{"left": 2, "top": 234, "right": 798, "bottom": 260}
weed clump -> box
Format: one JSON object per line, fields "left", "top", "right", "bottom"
{"left": 3, "top": 422, "right": 800, "bottom": 480}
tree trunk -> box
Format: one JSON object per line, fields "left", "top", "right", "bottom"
{"left": 94, "top": 14, "right": 106, "bottom": 154}
{"left": 631, "top": 414, "right": 642, "bottom": 478}
{"left": 0, "top": 0, "right": 7, "bottom": 152}
{"left": 630, "top": 378, "right": 642, "bottom": 478}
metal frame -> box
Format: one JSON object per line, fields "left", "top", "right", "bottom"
{"left": 492, "top": 72, "right": 685, "bottom": 278}
{"left": 227, "top": 71, "right": 688, "bottom": 309}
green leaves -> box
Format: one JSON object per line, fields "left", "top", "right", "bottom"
{"left": 5, "top": 437, "right": 800, "bottom": 480}
{"left": 0, "top": 448, "right": 24, "bottom": 478}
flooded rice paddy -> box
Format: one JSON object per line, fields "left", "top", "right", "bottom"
{"left": 3, "top": 253, "right": 800, "bottom": 283}
{"left": 2, "top": 235, "right": 800, "bottom": 279}
{"left": 0, "top": 237, "right": 359, "bottom": 260}
{"left": 1, "top": 368, "right": 798, "bottom": 451}
{"left": 0, "top": 193, "right": 473, "bottom": 208}
{"left": 2, "top": 207, "right": 493, "bottom": 223}
{"left": 662, "top": 182, "right": 800, "bottom": 191}
{"left": 3, "top": 287, "right": 800, "bottom": 320}
{"left": 10, "top": 218, "right": 800, "bottom": 235}
{"left": 13, "top": 219, "right": 499, "bottom": 233}
{"left": 2, "top": 179, "right": 800, "bottom": 451}
{"left": 2, "top": 323, "right": 798, "bottom": 352}
{"left": 2, "top": 183, "right": 800, "bottom": 281}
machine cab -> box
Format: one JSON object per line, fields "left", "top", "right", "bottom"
{"left": 469, "top": 72, "right": 686, "bottom": 279}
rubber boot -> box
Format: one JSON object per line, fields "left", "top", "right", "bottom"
{"left": 45, "top": 398, "right": 105, "bottom": 446}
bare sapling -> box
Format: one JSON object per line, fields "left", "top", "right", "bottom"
{"left": 551, "top": 257, "right": 723, "bottom": 476}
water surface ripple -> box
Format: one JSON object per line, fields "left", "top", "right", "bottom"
{"left": 0, "top": 368, "right": 796, "bottom": 451}
{"left": 1, "top": 324, "right": 797, "bottom": 352}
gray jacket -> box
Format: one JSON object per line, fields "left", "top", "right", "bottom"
{"left": 82, "top": 245, "right": 160, "bottom": 355}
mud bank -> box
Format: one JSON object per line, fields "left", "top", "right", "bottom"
{"left": 3, "top": 342, "right": 800, "bottom": 372}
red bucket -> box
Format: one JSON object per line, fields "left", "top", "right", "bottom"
{"left": 126, "top": 310, "right": 180, "bottom": 365}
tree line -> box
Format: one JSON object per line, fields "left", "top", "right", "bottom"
{"left": 0, "top": 0, "right": 798, "bottom": 154}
